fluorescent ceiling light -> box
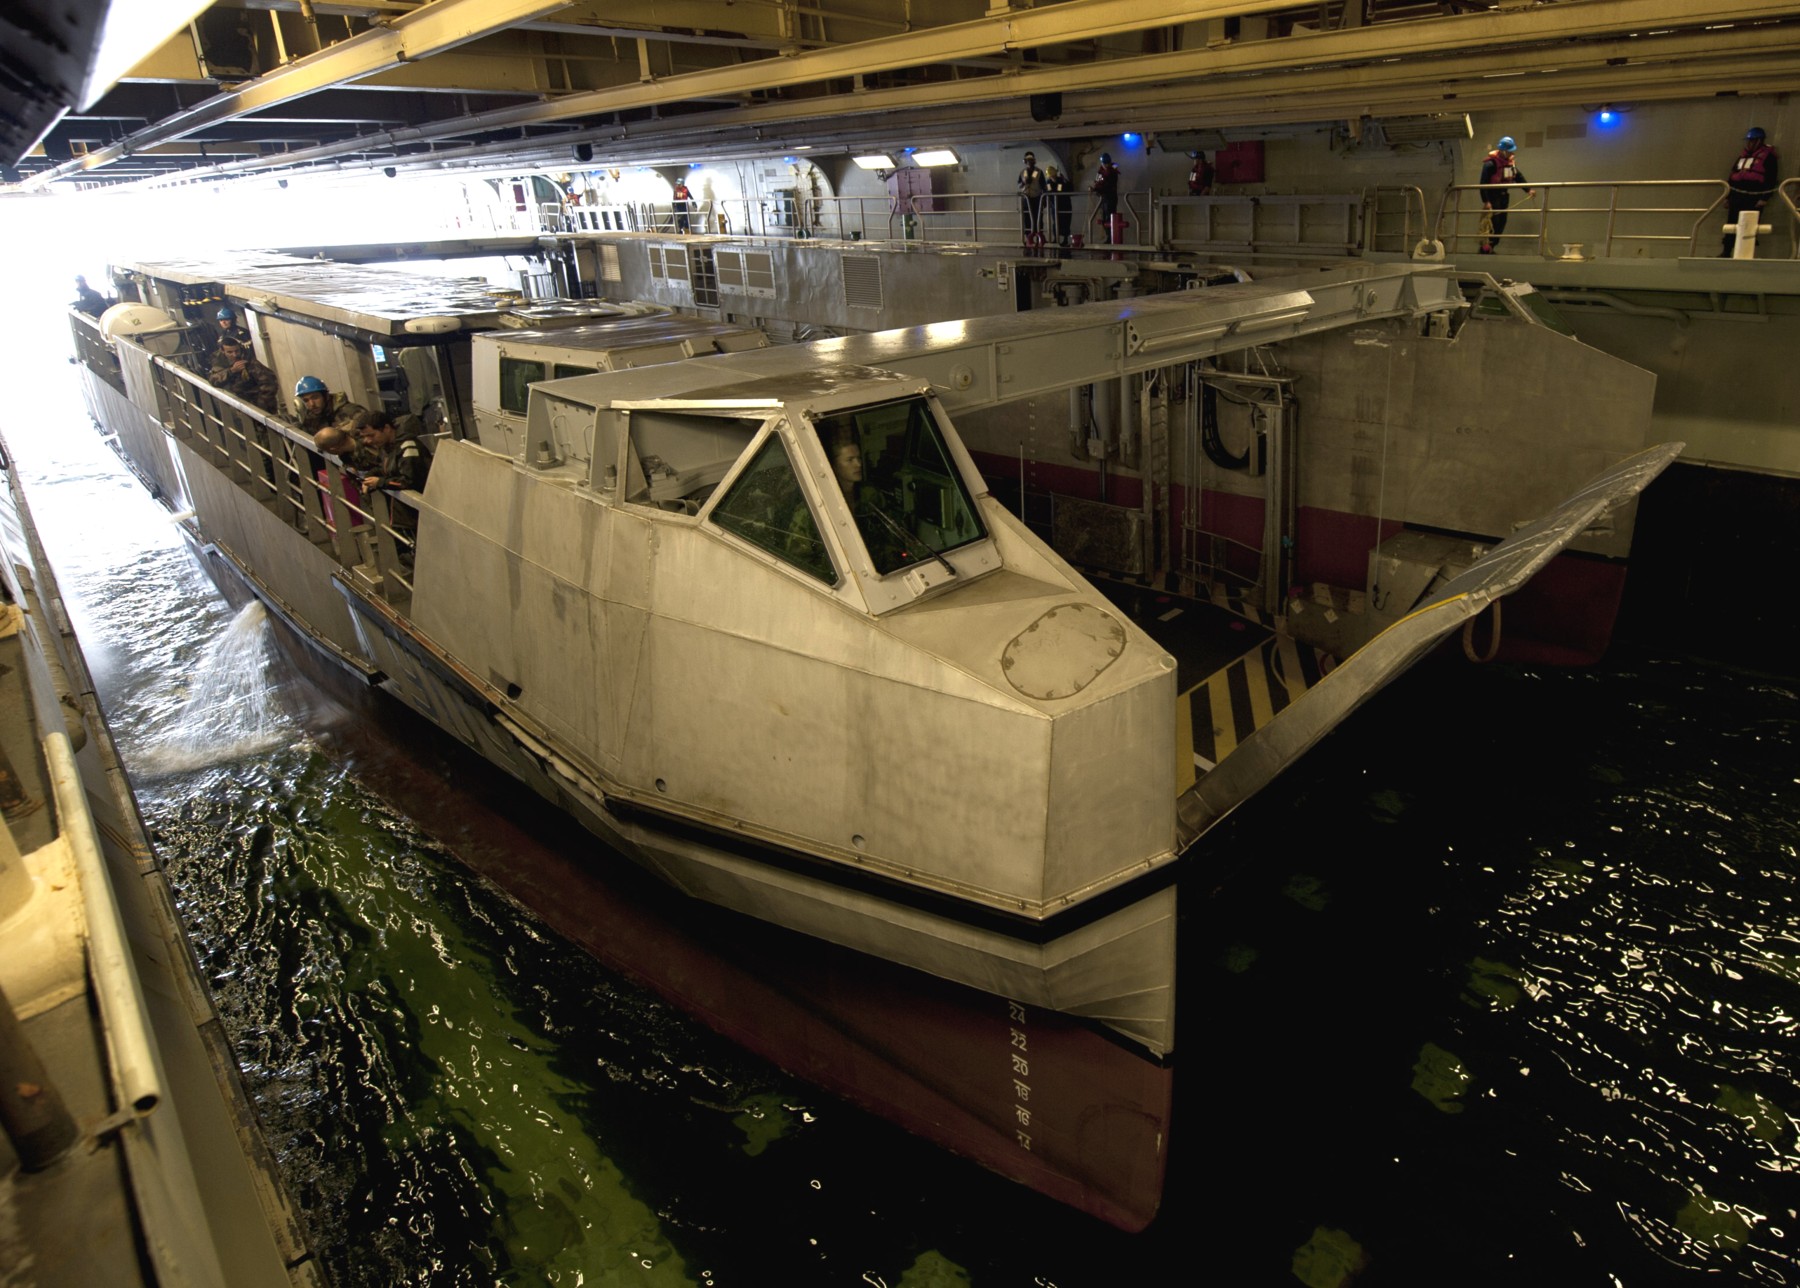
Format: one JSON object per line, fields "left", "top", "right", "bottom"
{"left": 911, "top": 149, "right": 960, "bottom": 167}
{"left": 854, "top": 154, "right": 896, "bottom": 170}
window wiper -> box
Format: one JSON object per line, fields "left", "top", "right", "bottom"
{"left": 867, "top": 500, "right": 956, "bottom": 578}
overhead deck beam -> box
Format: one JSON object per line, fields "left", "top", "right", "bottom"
{"left": 29, "top": 0, "right": 576, "bottom": 184}
{"left": 169, "top": 13, "right": 1800, "bottom": 182}
{"left": 474, "top": 22, "right": 1800, "bottom": 160}
{"left": 22, "top": 0, "right": 1377, "bottom": 185}
{"left": 118, "top": 0, "right": 1800, "bottom": 185}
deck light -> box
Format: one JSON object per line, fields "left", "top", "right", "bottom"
{"left": 912, "top": 148, "right": 959, "bottom": 167}
{"left": 854, "top": 154, "right": 897, "bottom": 170}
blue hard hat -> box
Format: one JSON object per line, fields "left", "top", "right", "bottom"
{"left": 1100, "top": 152, "right": 1112, "bottom": 164}
{"left": 1747, "top": 126, "right": 1767, "bottom": 140}
{"left": 215, "top": 306, "right": 235, "bottom": 321}
{"left": 294, "top": 375, "right": 327, "bottom": 397}
{"left": 1497, "top": 136, "right": 1516, "bottom": 151}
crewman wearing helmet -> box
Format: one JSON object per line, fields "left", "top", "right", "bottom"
{"left": 1477, "top": 135, "right": 1532, "bottom": 254}
{"left": 1723, "top": 126, "right": 1779, "bottom": 256}
{"left": 291, "top": 375, "right": 368, "bottom": 435}
{"left": 1091, "top": 151, "right": 1121, "bottom": 243}
{"left": 198, "top": 304, "right": 252, "bottom": 372}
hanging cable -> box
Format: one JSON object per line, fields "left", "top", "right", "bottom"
{"left": 1199, "top": 380, "right": 1250, "bottom": 469}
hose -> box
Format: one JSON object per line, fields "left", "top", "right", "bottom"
{"left": 1460, "top": 599, "right": 1503, "bottom": 663}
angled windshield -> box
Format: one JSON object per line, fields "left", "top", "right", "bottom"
{"left": 811, "top": 396, "right": 985, "bottom": 576}
{"left": 709, "top": 430, "right": 837, "bottom": 585}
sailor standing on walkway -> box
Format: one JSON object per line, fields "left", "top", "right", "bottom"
{"left": 1478, "top": 136, "right": 1532, "bottom": 254}
{"left": 1723, "top": 127, "right": 1779, "bottom": 256}
{"left": 1045, "top": 165, "right": 1072, "bottom": 247}
{"left": 1016, "top": 151, "right": 1046, "bottom": 246}
{"left": 1091, "top": 152, "right": 1121, "bottom": 243}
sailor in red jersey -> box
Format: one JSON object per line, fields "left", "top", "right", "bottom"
{"left": 1478, "top": 135, "right": 1533, "bottom": 254}
{"left": 1723, "top": 127, "right": 1778, "bottom": 256}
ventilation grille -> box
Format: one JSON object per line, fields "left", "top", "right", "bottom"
{"left": 717, "top": 247, "right": 777, "bottom": 299}
{"left": 1372, "top": 112, "right": 1472, "bottom": 143}
{"left": 842, "top": 254, "right": 883, "bottom": 310}
{"left": 599, "top": 244, "right": 622, "bottom": 282}
{"left": 647, "top": 244, "right": 690, "bottom": 284}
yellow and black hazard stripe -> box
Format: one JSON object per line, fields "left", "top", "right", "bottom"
{"left": 1175, "top": 631, "right": 1330, "bottom": 791}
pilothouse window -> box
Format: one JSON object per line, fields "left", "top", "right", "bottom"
{"left": 499, "top": 357, "right": 545, "bottom": 414}
{"left": 812, "top": 397, "right": 984, "bottom": 576}
{"left": 710, "top": 434, "right": 838, "bottom": 585}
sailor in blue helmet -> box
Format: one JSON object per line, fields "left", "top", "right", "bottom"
{"left": 291, "top": 375, "right": 368, "bottom": 435}
{"left": 202, "top": 304, "right": 252, "bottom": 370}
{"left": 1723, "top": 126, "right": 1779, "bottom": 256}
{"left": 211, "top": 305, "right": 251, "bottom": 346}
{"left": 1478, "top": 135, "right": 1533, "bottom": 254}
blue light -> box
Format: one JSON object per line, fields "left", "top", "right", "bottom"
{"left": 1122, "top": 132, "right": 1141, "bottom": 147}
{"left": 902, "top": 146, "right": 916, "bottom": 154}
{"left": 1596, "top": 106, "right": 1620, "bottom": 129}
{"left": 782, "top": 155, "right": 796, "bottom": 163}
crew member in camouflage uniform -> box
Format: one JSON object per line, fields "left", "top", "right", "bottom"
{"left": 208, "top": 335, "right": 280, "bottom": 413}
{"left": 291, "top": 375, "right": 367, "bottom": 434}
{"left": 356, "top": 409, "right": 431, "bottom": 494}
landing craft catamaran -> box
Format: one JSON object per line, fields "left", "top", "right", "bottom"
{"left": 70, "top": 247, "right": 1677, "bottom": 1228}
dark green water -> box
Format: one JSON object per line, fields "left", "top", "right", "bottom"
{"left": 12, "top": 387, "right": 1798, "bottom": 1286}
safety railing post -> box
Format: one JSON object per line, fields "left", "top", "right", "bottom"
{"left": 1778, "top": 179, "right": 1800, "bottom": 257}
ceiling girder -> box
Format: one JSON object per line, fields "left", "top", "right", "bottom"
{"left": 29, "top": 0, "right": 1313, "bottom": 185}
{"left": 30, "top": 0, "right": 1800, "bottom": 187}
{"left": 135, "top": 0, "right": 1800, "bottom": 185}
{"left": 32, "top": 0, "right": 575, "bottom": 182}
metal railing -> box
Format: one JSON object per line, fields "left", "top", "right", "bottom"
{"left": 797, "top": 194, "right": 903, "bottom": 241}
{"left": 1364, "top": 186, "right": 1430, "bottom": 255}
{"left": 153, "top": 360, "right": 419, "bottom": 603}
{"left": 1159, "top": 193, "right": 1364, "bottom": 256}
{"left": 882, "top": 188, "right": 1153, "bottom": 247}
{"left": 1773, "top": 179, "right": 1800, "bottom": 257}
{"left": 1432, "top": 179, "right": 1734, "bottom": 259}
{"left": 68, "top": 310, "right": 125, "bottom": 395}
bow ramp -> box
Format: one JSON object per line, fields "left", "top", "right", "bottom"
{"left": 1174, "top": 442, "right": 1684, "bottom": 847}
